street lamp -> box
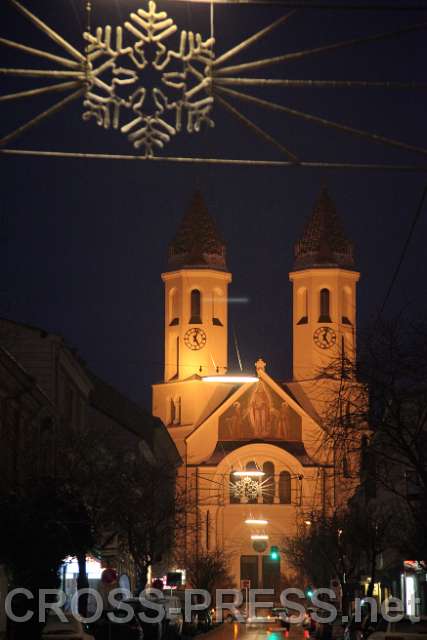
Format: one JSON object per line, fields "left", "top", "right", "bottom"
{"left": 232, "top": 470, "right": 265, "bottom": 477}
{"left": 202, "top": 375, "right": 258, "bottom": 383}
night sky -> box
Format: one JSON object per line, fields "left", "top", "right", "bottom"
{"left": 1, "top": 0, "right": 427, "bottom": 409}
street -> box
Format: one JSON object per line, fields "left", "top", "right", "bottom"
{"left": 204, "top": 622, "right": 304, "bottom": 640}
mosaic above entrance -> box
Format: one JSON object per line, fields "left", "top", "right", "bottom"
{"left": 219, "top": 381, "right": 302, "bottom": 441}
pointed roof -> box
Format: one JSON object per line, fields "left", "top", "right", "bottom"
{"left": 168, "top": 191, "right": 227, "bottom": 271}
{"left": 294, "top": 186, "right": 355, "bottom": 270}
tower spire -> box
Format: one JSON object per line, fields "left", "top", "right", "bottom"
{"left": 168, "top": 190, "right": 227, "bottom": 271}
{"left": 294, "top": 185, "right": 354, "bottom": 270}
{"left": 289, "top": 185, "right": 359, "bottom": 383}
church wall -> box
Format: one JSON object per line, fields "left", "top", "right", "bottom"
{"left": 190, "top": 447, "right": 326, "bottom": 589}
{"left": 152, "top": 379, "right": 241, "bottom": 429}
{"left": 156, "top": 188, "right": 364, "bottom": 592}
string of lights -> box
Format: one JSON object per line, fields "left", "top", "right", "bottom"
{"left": 1, "top": 0, "right": 427, "bottom": 168}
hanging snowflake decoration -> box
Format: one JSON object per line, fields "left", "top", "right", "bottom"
{"left": 230, "top": 477, "right": 262, "bottom": 500}
{"left": 3, "top": 0, "right": 427, "bottom": 168}
{"left": 82, "top": 2, "right": 215, "bottom": 157}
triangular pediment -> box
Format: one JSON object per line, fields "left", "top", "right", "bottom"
{"left": 186, "top": 371, "right": 315, "bottom": 446}
{"left": 217, "top": 377, "right": 302, "bottom": 443}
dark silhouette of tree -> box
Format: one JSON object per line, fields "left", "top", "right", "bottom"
{"left": 185, "top": 549, "right": 235, "bottom": 600}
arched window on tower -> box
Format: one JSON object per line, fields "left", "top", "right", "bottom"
{"left": 279, "top": 471, "right": 292, "bottom": 504}
{"left": 342, "top": 287, "right": 352, "bottom": 325}
{"left": 319, "top": 288, "right": 331, "bottom": 322}
{"left": 190, "top": 289, "right": 202, "bottom": 324}
{"left": 262, "top": 461, "right": 275, "bottom": 504}
{"left": 297, "top": 287, "right": 308, "bottom": 325}
{"left": 212, "top": 288, "right": 223, "bottom": 326}
{"left": 169, "top": 288, "right": 179, "bottom": 326}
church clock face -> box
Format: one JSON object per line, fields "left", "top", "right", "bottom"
{"left": 184, "top": 328, "right": 207, "bottom": 350}
{"left": 313, "top": 326, "right": 337, "bottom": 350}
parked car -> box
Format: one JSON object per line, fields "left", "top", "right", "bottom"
{"left": 88, "top": 608, "right": 143, "bottom": 639}
{"left": 118, "top": 594, "right": 183, "bottom": 640}
{"left": 272, "top": 606, "right": 291, "bottom": 629}
{"left": 344, "top": 614, "right": 373, "bottom": 640}
{"left": 246, "top": 607, "right": 277, "bottom": 624}
{"left": 365, "top": 615, "right": 427, "bottom": 640}
{"left": 163, "top": 595, "right": 184, "bottom": 638}
{"left": 197, "top": 607, "right": 213, "bottom": 632}
{"left": 41, "top": 614, "right": 94, "bottom": 640}
{"left": 303, "top": 608, "right": 317, "bottom": 634}
{"left": 174, "top": 590, "right": 212, "bottom": 635}
{"left": 118, "top": 597, "right": 164, "bottom": 640}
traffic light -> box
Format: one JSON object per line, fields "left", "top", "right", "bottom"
{"left": 305, "top": 586, "right": 314, "bottom": 599}
{"left": 269, "top": 545, "right": 280, "bottom": 560}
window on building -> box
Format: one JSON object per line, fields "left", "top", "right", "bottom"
{"left": 279, "top": 471, "right": 292, "bottom": 504}
{"left": 342, "top": 287, "right": 352, "bottom": 325}
{"left": 39, "top": 417, "right": 54, "bottom": 477}
{"left": 319, "top": 288, "right": 331, "bottom": 322}
{"left": 212, "top": 288, "right": 223, "bottom": 326}
{"left": 297, "top": 287, "right": 308, "bottom": 325}
{"left": 170, "top": 397, "right": 181, "bottom": 425}
{"left": 230, "top": 471, "right": 240, "bottom": 504}
{"left": 263, "top": 461, "right": 275, "bottom": 504}
{"left": 190, "top": 289, "right": 202, "bottom": 324}
{"left": 64, "top": 384, "right": 74, "bottom": 422}
{"left": 169, "top": 397, "right": 176, "bottom": 424}
{"left": 246, "top": 461, "right": 258, "bottom": 504}
{"left": 169, "top": 288, "right": 179, "bottom": 326}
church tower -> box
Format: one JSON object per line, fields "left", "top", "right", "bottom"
{"left": 289, "top": 186, "right": 360, "bottom": 382}
{"left": 162, "top": 191, "right": 232, "bottom": 381}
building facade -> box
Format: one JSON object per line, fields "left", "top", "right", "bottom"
{"left": 0, "top": 345, "right": 59, "bottom": 637}
{"left": 153, "top": 188, "right": 361, "bottom": 591}
{"left": 0, "top": 318, "right": 181, "bottom": 601}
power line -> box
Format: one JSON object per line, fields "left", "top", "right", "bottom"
{"left": 378, "top": 183, "right": 427, "bottom": 317}
{"left": 2, "top": 149, "right": 427, "bottom": 172}
{"left": 168, "top": 0, "right": 427, "bottom": 9}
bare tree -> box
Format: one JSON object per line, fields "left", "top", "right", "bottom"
{"left": 185, "top": 549, "right": 235, "bottom": 598}
{"left": 283, "top": 502, "right": 393, "bottom": 612}
{"left": 318, "top": 317, "right": 427, "bottom": 557}
{"left": 59, "top": 421, "right": 184, "bottom": 591}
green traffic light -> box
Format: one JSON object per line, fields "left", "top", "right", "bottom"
{"left": 269, "top": 545, "right": 279, "bottom": 560}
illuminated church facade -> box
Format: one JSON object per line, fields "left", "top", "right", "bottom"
{"left": 152, "top": 188, "right": 360, "bottom": 590}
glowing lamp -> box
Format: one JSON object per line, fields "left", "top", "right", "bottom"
{"left": 232, "top": 470, "right": 265, "bottom": 477}
{"left": 251, "top": 534, "right": 269, "bottom": 540}
{"left": 202, "top": 375, "right": 258, "bottom": 383}
{"left": 245, "top": 518, "right": 268, "bottom": 525}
